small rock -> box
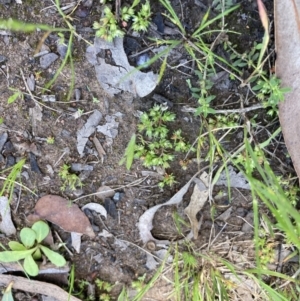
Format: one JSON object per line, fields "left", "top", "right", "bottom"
{"left": 79, "top": 170, "right": 92, "bottom": 181}
{"left": 74, "top": 88, "right": 81, "bottom": 101}
{"left": 0, "top": 132, "right": 8, "bottom": 153}
{"left": 72, "top": 189, "right": 84, "bottom": 197}
{"left": 153, "top": 13, "right": 165, "bottom": 33}
{"left": 2, "top": 141, "right": 14, "bottom": 155}
{"left": 61, "top": 129, "right": 71, "bottom": 138}
{"left": 40, "top": 53, "right": 59, "bottom": 69}
{"left": 57, "top": 43, "right": 68, "bottom": 59}
{"left": 96, "top": 186, "right": 115, "bottom": 201}
{"left": 113, "top": 192, "right": 121, "bottom": 202}
{"left": 71, "top": 163, "right": 93, "bottom": 172}
{"left": 104, "top": 198, "right": 117, "bottom": 219}
{"left": 0, "top": 55, "right": 7, "bottom": 63}
{"left": 29, "top": 152, "right": 41, "bottom": 173}
{"left": 136, "top": 53, "right": 150, "bottom": 68}
{"left": 6, "top": 155, "right": 15, "bottom": 167}
{"left": 41, "top": 95, "right": 56, "bottom": 102}
{"left": 27, "top": 74, "right": 35, "bottom": 91}
{"left": 21, "top": 171, "right": 29, "bottom": 180}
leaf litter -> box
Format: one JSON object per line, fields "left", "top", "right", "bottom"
{"left": 86, "top": 37, "right": 158, "bottom": 97}
{"left": 0, "top": 196, "right": 16, "bottom": 236}
{"left": 32, "top": 195, "right": 95, "bottom": 238}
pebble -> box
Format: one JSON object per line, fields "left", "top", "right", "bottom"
{"left": 113, "top": 192, "right": 121, "bottom": 202}
{"left": 40, "top": 53, "right": 59, "bottom": 69}
{"left": 136, "top": 53, "right": 150, "bottom": 68}
{"left": 6, "top": 155, "right": 15, "bottom": 167}
{"left": 72, "top": 189, "right": 84, "bottom": 197}
{"left": 71, "top": 163, "right": 93, "bottom": 172}
{"left": 96, "top": 185, "right": 115, "bottom": 201}
{"left": 0, "top": 55, "right": 7, "bottom": 63}
{"left": 41, "top": 95, "right": 56, "bottom": 102}
{"left": 153, "top": 13, "right": 165, "bottom": 33}
{"left": 0, "top": 132, "right": 8, "bottom": 153}
{"left": 2, "top": 141, "right": 14, "bottom": 155}
{"left": 104, "top": 198, "right": 117, "bottom": 219}
{"left": 57, "top": 43, "right": 68, "bottom": 59}
{"left": 29, "top": 152, "right": 41, "bottom": 173}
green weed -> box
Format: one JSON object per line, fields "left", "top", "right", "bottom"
{"left": 58, "top": 164, "right": 82, "bottom": 191}
{"left": 0, "top": 221, "right": 66, "bottom": 276}
{"left": 0, "top": 158, "right": 26, "bottom": 202}
{"left": 120, "top": 105, "right": 194, "bottom": 188}
{"left": 93, "top": 0, "right": 151, "bottom": 42}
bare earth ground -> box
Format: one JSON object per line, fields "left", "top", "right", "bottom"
{"left": 0, "top": 0, "right": 289, "bottom": 300}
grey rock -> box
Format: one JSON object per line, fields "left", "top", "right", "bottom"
{"left": 40, "top": 53, "right": 59, "bottom": 69}
{"left": 113, "top": 192, "right": 120, "bottom": 202}
{"left": 71, "top": 163, "right": 93, "bottom": 172}
{"left": 27, "top": 74, "right": 35, "bottom": 91}
{"left": 0, "top": 132, "right": 8, "bottom": 153}
{"left": 57, "top": 43, "right": 68, "bottom": 59}
{"left": 41, "top": 95, "right": 56, "bottom": 102}
{"left": 0, "top": 55, "right": 7, "bottom": 63}
{"left": 61, "top": 129, "right": 71, "bottom": 137}
{"left": 104, "top": 198, "right": 117, "bottom": 219}
{"left": 86, "top": 37, "right": 158, "bottom": 97}
{"left": 6, "top": 155, "right": 15, "bottom": 167}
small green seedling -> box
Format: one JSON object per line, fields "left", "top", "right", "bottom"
{"left": 0, "top": 221, "right": 66, "bottom": 276}
{"left": 7, "top": 87, "right": 23, "bottom": 104}
{"left": 58, "top": 164, "right": 82, "bottom": 191}
{"left": 120, "top": 105, "right": 193, "bottom": 188}
{"left": 46, "top": 136, "right": 55, "bottom": 144}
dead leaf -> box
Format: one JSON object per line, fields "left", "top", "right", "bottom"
{"left": 71, "top": 232, "right": 82, "bottom": 253}
{"left": 77, "top": 110, "right": 102, "bottom": 157}
{"left": 138, "top": 170, "right": 201, "bottom": 245}
{"left": 0, "top": 196, "right": 16, "bottom": 236}
{"left": 34, "top": 195, "right": 95, "bottom": 238}
{"left": 275, "top": 0, "right": 300, "bottom": 178}
{"left": 86, "top": 37, "right": 158, "bottom": 97}
{"left": 184, "top": 172, "right": 209, "bottom": 239}
{"left": 0, "top": 274, "right": 81, "bottom": 301}
{"left": 92, "top": 136, "right": 106, "bottom": 163}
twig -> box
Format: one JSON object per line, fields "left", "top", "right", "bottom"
{"left": 54, "top": 230, "right": 73, "bottom": 257}
{"left": 72, "top": 177, "right": 149, "bottom": 203}
{"left": 182, "top": 103, "right": 264, "bottom": 114}
{"left": 0, "top": 275, "right": 81, "bottom": 301}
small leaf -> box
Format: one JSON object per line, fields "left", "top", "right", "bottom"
{"left": 20, "top": 228, "right": 36, "bottom": 248}
{"left": 23, "top": 255, "right": 39, "bottom": 276}
{"left": 7, "top": 92, "right": 20, "bottom": 104}
{"left": 2, "top": 281, "right": 14, "bottom": 301}
{"left": 0, "top": 249, "right": 35, "bottom": 262}
{"left": 31, "top": 221, "right": 49, "bottom": 243}
{"left": 40, "top": 246, "right": 66, "bottom": 267}
{"left": 8, "top": 241, "right": 27, "bottom": 251}
{"left": 32, "top": 248, "right": 42, "bottom": 260}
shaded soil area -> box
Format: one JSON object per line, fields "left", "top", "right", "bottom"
{"left": 0, "top": 0, "right": 289, "bottom": 300}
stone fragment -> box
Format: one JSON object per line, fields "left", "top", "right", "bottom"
{"left": 40, "top": 53, "right": 59, "bottom": 69}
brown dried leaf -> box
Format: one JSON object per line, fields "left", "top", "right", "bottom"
{"left": 184, "top": 172, "right": 209, "bottom": 239}
{"left": 275, "top": 0, "right": 300, "bottom": 178}
{"left": 34, "top": 195, "right": 95, "bottom": 238}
